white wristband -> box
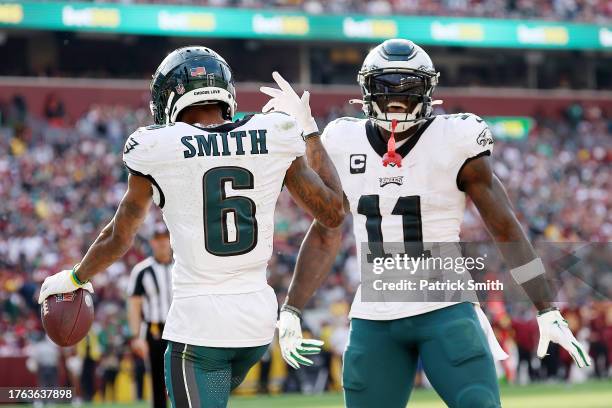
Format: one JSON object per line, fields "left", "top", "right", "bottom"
{"left": 510, "top": 258, "right": 546, "bottom": 284}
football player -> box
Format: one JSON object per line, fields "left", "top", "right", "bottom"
{"left": 275, "top": 39, "right": 591, "bottom": 407}
{"left": 38, "top": 46, "right": 344, "bottom": 407}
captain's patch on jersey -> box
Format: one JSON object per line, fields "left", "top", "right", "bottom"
{"left": 350, "top": 154, "right": 367, "bottom": 174}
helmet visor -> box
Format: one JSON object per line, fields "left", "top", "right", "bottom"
{"left": 368, "top": 73, "right": 428, "bottom": 95}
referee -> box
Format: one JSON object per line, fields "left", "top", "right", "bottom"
{"left": 127, "top": 223, "right": 173, "bottom": 408}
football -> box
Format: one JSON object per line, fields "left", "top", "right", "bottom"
{"left": 41, "top": 289, "right": 94, "bottom": 347}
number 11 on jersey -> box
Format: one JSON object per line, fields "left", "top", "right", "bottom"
{"left": 357, "top": 195, "right": 424, "bottom": 262}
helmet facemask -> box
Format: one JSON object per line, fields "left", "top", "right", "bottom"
{"left": 360, "top": 69, "right": 438, "bottom": 132}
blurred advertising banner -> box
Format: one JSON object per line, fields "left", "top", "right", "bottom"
{"left": 0, "top": 1, "right": 610, "bottom": 50}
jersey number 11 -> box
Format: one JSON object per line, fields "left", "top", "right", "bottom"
{"left": 357, "top": 195, "right": 424, "bottom": 262}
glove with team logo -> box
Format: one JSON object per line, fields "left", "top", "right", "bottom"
{"left": 260, "top": 71, "right": 319, "bottom": 137}
{"left": 277, "top": 305, "right": 324, "bottom": 369}
{"left": 38, "top": 266, "right": 94, "bottom": 304}
{"left": 536, "top": 308, "right": 591, "bottom": 368}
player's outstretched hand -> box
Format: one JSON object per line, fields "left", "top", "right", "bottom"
{"left": 260, "top": 71, "right": 318, "bottom": 136}
{"left": 277, "top": 308, "right": 324, "bottom": 369}
{"left": 536, "top": 308, "right": 591, "bottom": 368}
{"left": 38, "top": 268, "right": 94, "bottom": 304}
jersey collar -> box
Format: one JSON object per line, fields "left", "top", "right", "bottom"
{"left": 189, "top": 114, "right": 255, "bottom": 132}
{"left": 365, "top": 118, "right": 433, "bottom": 158}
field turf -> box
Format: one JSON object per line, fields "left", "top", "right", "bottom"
{"left": 3, "top": 381, "right": 610, "bottom": 407}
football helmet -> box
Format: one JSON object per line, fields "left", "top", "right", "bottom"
{"left": 150, "top": 46, "right": 237, "bottom": 125}
{"left": 356, "top": 39, "right": 439, "bottom": 132}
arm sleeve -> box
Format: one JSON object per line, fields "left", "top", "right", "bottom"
{"left": 122, "top": 127, "right": 165, "bottom": 207}
{"left": 459, "top": 114, "right": 494, "bottom": 159}
{"left": 267, "top": 112, "right": 305, "bottom": 158}
{"left": 122, "top": 128, "right": 155, "bottom": 176}
{"left": 454, "top": 114, "right": 495, "bottom": 191}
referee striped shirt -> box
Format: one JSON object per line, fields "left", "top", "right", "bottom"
{"left": 127, "top": 257, "right": 173, "bottom": 324}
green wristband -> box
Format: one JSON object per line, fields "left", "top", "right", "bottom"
{"left": 70, "top": 264, "right": 89, "bottom": 286}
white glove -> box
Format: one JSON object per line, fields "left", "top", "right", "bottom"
{"left": 536, "top": 309, "right": 591, "bottom": 368}
{"left": 260, "top": 71, "right": 319, "bottom": 136}
{"left": 38, "top": 269, "right": 94, "bottom": 304}
{"left": 277, "top": 309, "right": 324, "bottom": 369}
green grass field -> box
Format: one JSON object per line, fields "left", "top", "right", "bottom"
{"left": 3, "top": 381, "right": 611, "bottom": 407}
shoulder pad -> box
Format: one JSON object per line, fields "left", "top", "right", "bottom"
{"left": 144, "top": 123, "right": 176, "bottom": 131}
{"left": 438, "top": 112, "right": 485, "bottom": 124}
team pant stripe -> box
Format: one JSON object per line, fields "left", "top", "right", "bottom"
{"left": 170, "top": 342, "right": 190, "bottom": 408}
{"left": 164, "top": 343, "right": 175, "bottom": 407}
{"left": 181, "top": 344, "right": 193, "bottom": 408}
{"left": 183, "top": 344, "right": 202, "bottom": 408}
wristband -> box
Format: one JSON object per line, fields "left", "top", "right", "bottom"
{"left": 281, "top": 304, "right": 302, "bottom": 319}
{"left": 70, "top": 264, "right": 89, "bottom": 286}
{"left": 537, "top": 306, "right": 559, "bottom": 316}
{"left": 510, "top": 258, "right": 546, "bottom": 285}
{"left": 302, "top": 131, "right": 320, "bottom": 142}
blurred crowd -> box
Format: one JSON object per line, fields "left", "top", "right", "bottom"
{"left": 86, "top": 0, "right": 612, "bottom": 23}
{"left": 0, "top": 94, "right": 610, "bottom": 400}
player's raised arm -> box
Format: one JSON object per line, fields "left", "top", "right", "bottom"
{"left": 458, "top": 155, "right": 591, "bottom": 368}
{"left": 38, "top": 174, "right": 153, "bottom": 303}
{"left": 261, "top": 72, "right": 345, "bottom": 227}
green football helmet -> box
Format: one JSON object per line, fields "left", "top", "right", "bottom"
{"left": 150, "top": 46, "right": 237, "bottom": 125}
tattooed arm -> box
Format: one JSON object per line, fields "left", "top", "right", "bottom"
{"left": 458, "top": 155, "right": 553, "bottom": 310}
{"left": 75, "top": 174, "right": 153, "bottom": 282}
{"left": 284, "top": 194, "right": 349, "bottom": 310}
{"left": 285, "top": 136, "right": 345, "bottom": 228}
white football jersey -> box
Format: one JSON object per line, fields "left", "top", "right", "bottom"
{"left": 322, "top": 113, "right": 494, "bottom": 320}
{"left": 123, "top": 112, "right": 304, "bottom": 346}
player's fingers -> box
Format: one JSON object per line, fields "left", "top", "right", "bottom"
{"left": 567, "top": 340, "right": 591, "bottom": 368}
{"left": 301, "top": 338, "right": 324, "bottom": 347}
{"left": 262, "top": 99, "right": 277, "bottom": 113}
{"left": 83, "top": 282, "right": 94, "bottom": 293}
{"left": 259, "top": 86, "right": 283, "bottom": 97}
{"left": 282, "top": 349, "right": 300, "bottom": 369}
{"left": 38, "top": 281, "right": 49, "bottom": 304}
{"left": 272, "top": 71, "right": 296, "bottom": 95}
{"left": 536, "top": 336, "right": 550, "bottom": 359}
{"left": 297, "top": 346, "right": 321, "bottom": 355}
{"left": 290, "top": 351, "right": 313, "bottom": 366}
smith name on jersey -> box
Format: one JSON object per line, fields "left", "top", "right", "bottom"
{"left": 122, "top": 112, "right": 304, "bottom": 347}
{"left": 322, "top": 113, "right": 494, "bottom": 320}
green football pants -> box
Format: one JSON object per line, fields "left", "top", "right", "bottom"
{"left": 343, "top": 302, "right": 501, "bottom": 408}
{"left": 164, "top": 341, "right": 269, "bottom": 408}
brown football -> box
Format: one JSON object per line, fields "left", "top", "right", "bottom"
{"left": 41, "top": 288, "right": 94, "bottom": 347}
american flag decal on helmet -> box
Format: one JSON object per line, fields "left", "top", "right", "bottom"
{"left": 190, "top": 66, "right": 206, "bottom": 77}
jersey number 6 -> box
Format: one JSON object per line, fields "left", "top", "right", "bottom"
{"left": 203, "top": 166, "right": 258, "bottom": 256}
